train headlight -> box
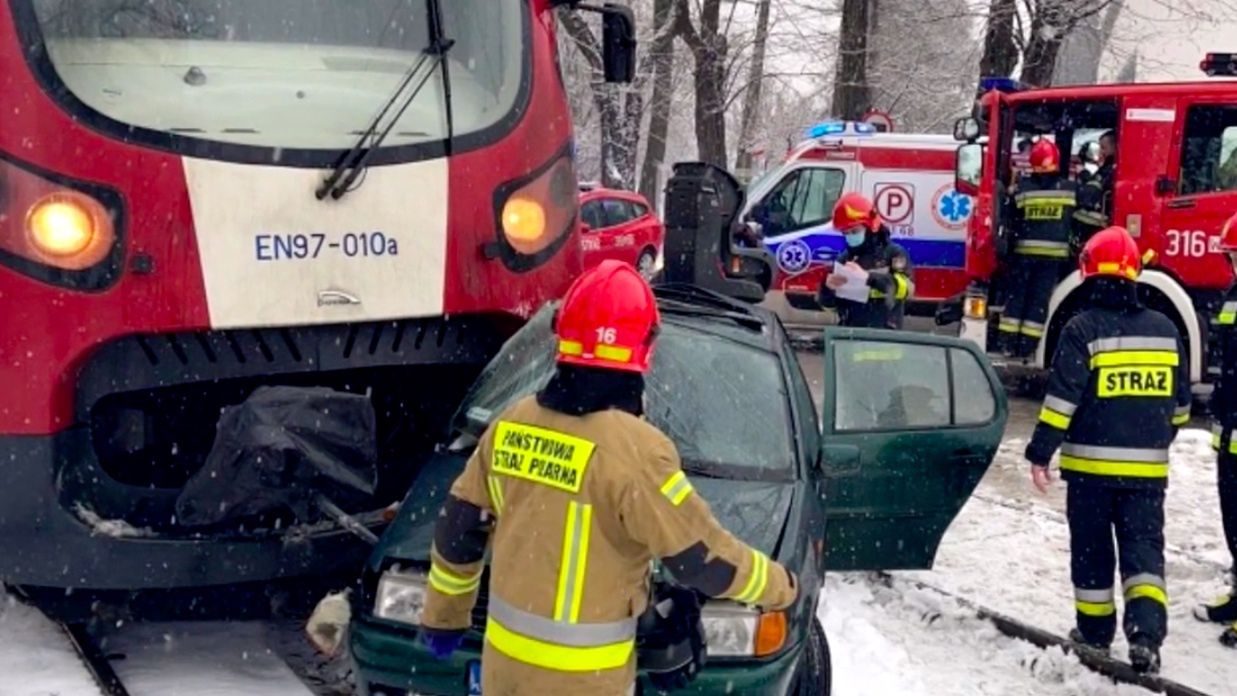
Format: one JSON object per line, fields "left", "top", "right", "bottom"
{"left": 0, "top": 156, "right": 123, "bottom": 290}
{"left": 28, "top": 193, "right": 99, "bottom": 258}
{"left": 490, "top": 150, "right": 578, "bottom": 272}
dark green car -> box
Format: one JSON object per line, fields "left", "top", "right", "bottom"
{"left": 349, "top": 286, "right": 1008, "bottom": 696}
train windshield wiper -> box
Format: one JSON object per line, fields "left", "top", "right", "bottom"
{"left": 316, "top": 0, "right": 454, "bottom": 201}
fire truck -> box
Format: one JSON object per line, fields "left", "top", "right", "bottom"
{"left": 0, "top": 0, "right": 633, "bottom": 611}
{"left": 950, "top": 54, "right": 1237, "bottom": 388}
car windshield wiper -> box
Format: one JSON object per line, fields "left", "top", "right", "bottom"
{"left": 315, "top": 0, "right": 454, "bottom": 201}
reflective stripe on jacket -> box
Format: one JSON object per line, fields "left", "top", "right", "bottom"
{"left": 421, "top": 396, "right": 796, "bottom": 683}
{"left": 1026, "top": 308, "right": 1190, "bottom": 488}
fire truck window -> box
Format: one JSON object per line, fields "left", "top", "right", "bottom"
{"left": 1179, "top": 106, "right": 1237, "bottom": 195}
{"left": 26, "top": 0, "right": 525, "bottom": 153}
{"left": 581, "top": 201, "right": 606, "bottom": 230}
{"left": 602, "top": 199, "right": 636, "bottom": 228}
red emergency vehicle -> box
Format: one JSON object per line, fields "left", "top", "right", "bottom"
{"left": 953, "top": 56, "right": 1237, "bottom": 386}
{"left": 578, "top": 183, "right": 664, "bottom": 277}
{"left": 0, "top": 0, "right": 633, "bottom": 602}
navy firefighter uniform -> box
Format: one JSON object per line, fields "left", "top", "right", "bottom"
{"left": 1000, "top": 139, "right": 1078, "bottom": 358}
{"left": 1025, "top": 226, "right": 1190, "bottom": 675}
{"left": 817, "top": 192, "right": 914, "bottom": 330}
{"left": 1196, "top": 212, "right": 1237, "bottom": 646}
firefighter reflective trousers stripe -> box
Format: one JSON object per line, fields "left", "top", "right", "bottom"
{"left": 1001, "top": 256, "right": 1064, "bottom": 356}
{"left": 1067, "top": 482, "right": 1167, "bottom": 647}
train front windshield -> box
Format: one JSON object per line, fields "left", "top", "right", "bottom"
{"left": 19, "top": 0, "right": 524, "bottom": 155}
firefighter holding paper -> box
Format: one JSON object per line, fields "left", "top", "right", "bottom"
{"left": 418, "top": 260, "right": 798, "bottom": 696}
{"left": 818, "top": 192, "right": 914, "bottom": 330}
{"left": 1025, "top": 226, "right": 1190, "bottom": 674}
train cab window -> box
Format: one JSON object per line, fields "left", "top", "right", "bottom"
{"left": 752, "top": 167, "right": 846, "bottom": 237}
{"left": 1179, "top": 106, "right": 1237, "bottom": 195}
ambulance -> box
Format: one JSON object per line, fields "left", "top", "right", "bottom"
{"left": 746, "top": 122, "right": 973, "bottom": 325}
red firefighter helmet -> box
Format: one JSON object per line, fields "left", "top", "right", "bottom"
{"left": 1029, "top": 139, "right": 1060, "bottom": 174}
{"left": 555, "top": 260, "right": 660, "bottom": 373}
{"left": 832, "top": 192, "right": 880, "bottom": 233}
{"left": 1219, "top": 212, "right": 1237, "bottom": 252}
{"left": 1079, "top": 226, "right": 1142, "bottom": 281}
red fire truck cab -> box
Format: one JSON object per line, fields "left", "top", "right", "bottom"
{"left": 953, "top": 57, "right": 1237, "bottom": 388}
{"left": 0, "top": 0, "right": 634, "bottom": 612}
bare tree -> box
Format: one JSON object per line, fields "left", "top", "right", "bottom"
{"left": 674, "top": 0, "right": 729, "bottom": 168}
{"left": 638, "top": 0, "right": 677, "bottom": 204}
{"left": 733, "top": 0, "right": 772, "bottom": 179}
{"left": 831, "top": 0, "right": 874, "bottom": 120}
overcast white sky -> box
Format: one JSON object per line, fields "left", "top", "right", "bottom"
{"left": 1102, "top": 0, "right": 1237, "bottom": 81}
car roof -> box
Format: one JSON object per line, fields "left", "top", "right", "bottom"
{"left": 578, "top": 186, "right": 652, "bottom": 206}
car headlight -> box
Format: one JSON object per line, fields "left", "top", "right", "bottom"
{"left": 701, "top": 602, "right": 788, "bottom": 658}
{"left": 374, "top": 567, "right": 428, "bottom": 626}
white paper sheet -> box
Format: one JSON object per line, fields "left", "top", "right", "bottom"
{"left": 832, "top": 263, "right": 871, "bottom": 303}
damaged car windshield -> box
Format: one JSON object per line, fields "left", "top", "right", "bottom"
{"left": 455, "top": 305, "right": 795, "bottom": 476}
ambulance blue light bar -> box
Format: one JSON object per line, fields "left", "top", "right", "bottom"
{"left": 978, "top": 76, "right": 1025, "bottom": 93}
{"left": 805, "top": 121, "right": 876, "bottom": 139}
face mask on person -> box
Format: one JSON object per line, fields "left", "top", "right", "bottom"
{"left": 844, "top": 227, "right": 867, "bottom": 248}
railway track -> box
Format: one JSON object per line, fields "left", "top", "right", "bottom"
{"left": 874, "top": 572, "right": 1214, "bottom": 696}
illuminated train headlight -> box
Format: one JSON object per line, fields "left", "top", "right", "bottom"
{"left": 491, "top": 150, "right": 578, "bottom": 272}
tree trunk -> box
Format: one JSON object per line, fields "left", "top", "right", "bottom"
{"left": 639, "top": 0, "right": 676, "bottom": 206}
{"left": 830, "top": 0, "right": 873, "bottom": 121}
{"left": 978, "top": 0, "right": 1018, "bottom": 80}
{"left": 733, "top": 0, "right": 771, "bottom": 181}
{"left": 1019, "top": 12, "right": 1066, "bottom": 87}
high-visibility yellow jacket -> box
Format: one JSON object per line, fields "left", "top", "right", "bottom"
{"left": 421, "top": 396, "right": 796, "bottom": 695}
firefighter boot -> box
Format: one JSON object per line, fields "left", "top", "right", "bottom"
{"left": 1128, "top": 635, "right": 1161, "bottom": 675}
{"left": 1219, "top": 622, "right": 1237, "bottom": 648}
{"left": 1194, "top": 593, "right": 1237, "bottom": 623}
{"left": 1068, "top": 628, "right": 1111, "bottom": 656}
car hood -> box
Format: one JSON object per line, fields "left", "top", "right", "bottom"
{"left": 370, "top": 453, "right": 796, "bottom": 569}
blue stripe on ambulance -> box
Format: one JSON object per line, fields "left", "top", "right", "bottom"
{"left": 764, "top": 228, "right": 965, "bottom": 271}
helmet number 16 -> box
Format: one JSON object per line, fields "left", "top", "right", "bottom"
{"left": 596, "top": 327, "right": 618, "bottom": 344}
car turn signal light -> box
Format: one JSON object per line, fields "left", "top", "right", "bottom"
{"left": 753, "top": 610, "right": 788, "bottom": 657}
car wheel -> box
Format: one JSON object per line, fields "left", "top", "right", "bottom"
{"left": 637, "top": 248, "right": 657, "bottom": 278}
{"left": 792, "top": 617, "right": 831, "bottom": 696}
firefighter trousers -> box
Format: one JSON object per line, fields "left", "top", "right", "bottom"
{"left": 999, "top": 255, "right": 1065, "bottom": 357}
{"left": 1067, "top": 482, "right": 1167, "bottom": 647}
{"left": 1219, "top": 450, "right": 1237, "bottom": 572}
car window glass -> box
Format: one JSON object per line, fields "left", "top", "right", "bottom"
{"left": 581, "top": 201, "right": 605, "bottom": 230}
{"left": 602, "top": 199, "right": 634, "bottom": 228}
{"left": 951, "top": 348, "right": 996, "bottom": 425}
{"left": 1179, "top": 106, "right": 1237, "bottom": 195}
{"left": 631, "top": 202, "right": 650, "bottom": 218}
{"left": 454, "top": 309, "right": 794, "bottom": 476}
{"left": 833, "top": 340, "right": 951, "bottom": 432}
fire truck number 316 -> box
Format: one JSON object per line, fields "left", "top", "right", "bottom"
{"left": 1164, "top": 229, "right": 1220, "bottom": 258}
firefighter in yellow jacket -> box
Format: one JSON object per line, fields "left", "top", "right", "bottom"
{"left": 418, "top": 260, "right": 798, "bottom": 695}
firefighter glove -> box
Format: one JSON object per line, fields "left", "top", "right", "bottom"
{"left": 419, "top": 627, "right": 465, "bottom": 660}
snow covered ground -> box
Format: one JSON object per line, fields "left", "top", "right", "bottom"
{"left": 2, "top": 396, "right": 1234, "bottom": 695}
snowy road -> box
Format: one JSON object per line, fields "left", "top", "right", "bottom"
{"left": 3, "top": 362, "right": 1235, "bottom": 695}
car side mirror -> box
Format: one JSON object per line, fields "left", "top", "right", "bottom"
{"left": 580, "top": 223, "right": 592, "bottom": 234}
{"left": 602, "top": 5, "right": 636, "bottom": 84}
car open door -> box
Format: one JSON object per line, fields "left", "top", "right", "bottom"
{"left": 819, "top": 326, "right": 1008, "bottom": 571}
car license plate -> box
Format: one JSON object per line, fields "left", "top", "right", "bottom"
{"left": 467, "top": 660, "right": 482, "bottom": 695}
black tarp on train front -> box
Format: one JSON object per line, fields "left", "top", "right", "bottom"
{"left": 175, "top": 386, "right": 378, "bottom": 527}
